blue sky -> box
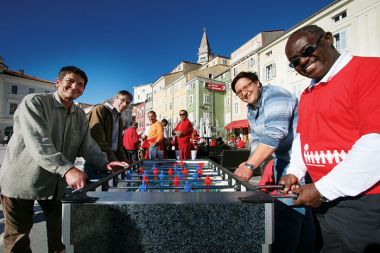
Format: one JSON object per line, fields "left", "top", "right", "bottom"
{"left": 1, "top": 0, "right": 333, "bottom": 104}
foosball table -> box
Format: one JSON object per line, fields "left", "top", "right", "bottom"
{"left": 62, "top": 159, "right": 286, "bottom": 253}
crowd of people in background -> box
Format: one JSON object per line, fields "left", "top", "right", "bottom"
{"left": 121, "top": 109, "right": 239, "bottom": 163}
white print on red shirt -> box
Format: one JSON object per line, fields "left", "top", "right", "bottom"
{"left": 303, "top": 144, "right": 349, "bottom": 167}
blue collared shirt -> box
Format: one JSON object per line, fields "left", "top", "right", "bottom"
{"left": 247, "top": 85, "right": 298, "bottom": 162}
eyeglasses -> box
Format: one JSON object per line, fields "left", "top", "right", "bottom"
{"left": 63, "top": 78, "right": 85, "bottom": 88}
{"left": 236, "top": 81, "right": 253, "bottom": 99}
{"left": 288, "top": 34, "right": 324, "bottom": 68}
{"left": 117, "top": 97, "right": 131, "bottom": 104}
{"left": 179, "top": 113, "right": 186, "bottom": 116}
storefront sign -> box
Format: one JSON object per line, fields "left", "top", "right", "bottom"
{"left": 206, "top": 82, "right": 226, "bottom": 92}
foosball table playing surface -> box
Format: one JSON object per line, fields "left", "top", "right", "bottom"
{"left": 62, "top": 159, "right": 282, "bottom": 253}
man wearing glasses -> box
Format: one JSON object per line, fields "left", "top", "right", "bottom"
{"left": 281, "top": 25, "right": 380, "bottom": 252}
{"left": 0, "top": 66, "right": 126, "bottom": 253}
{"left": 173, "top": 110, "right": 193, "bottom": 160}
{"left": 86, "top": 90, "right": 132, "bottom": 190}
{"left": 231, "top": 71, "right": 314, "bottom": 253}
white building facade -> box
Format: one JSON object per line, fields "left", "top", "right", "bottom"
{"left": 0, "top": 57, "right": 55, "bottom": 139}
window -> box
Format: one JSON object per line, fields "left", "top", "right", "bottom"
{"left": 234, "top": 102, "right": 239, "bottom": 114}
{"left": 265, "top": 63, "right": 276, "bottom": 80}
{"left": 189, "top": 95, "right": 194, "bottom": 105}
{"left": 11, "top": 85, "right": 18, "bottom": 94}
{"left": 250, "top": 57, "right": 255, "bottom": 67}
{"left": 29, "top": 88, "right": 35, "bottom": 94}
{"left": 225, "top": 112, "right": 231, "bottom": 125}
{"left": 233, "top": 68, "right": 237, "bottom": 77}
{"left": 138, "top": 95, "right": 140, "bottom": 100}
{"left": 333, "top": 30, "right": 348, "bottom": 53}
{"left": 332, "top": 10, "right": 347, "bottom": 22}
{"left": 225, "top": 96, "right": 230, "bottom": 106}
{"left": 45, "top": 90, "right": 50, "bottom": 93}
{"left": 204, "top": 94, "right": 211, "bottom": 104}
{"left": 169, "top": 102, "right": 172, "bottom": 110}
{"left": 204, "top": 112, "right": 211, "bottom": 120}
{"left": 9, "top": 103, "right": 17, "bottom": 115}
{"left": 222, "top": 59, "right": 227, "bottom": 65}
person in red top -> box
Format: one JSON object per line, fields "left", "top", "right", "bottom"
{"left": 209, "top": 137, "right": 217, "bottom": 147}
{"left": 281, "top": 25, "right": 380, "bottom": 252}
{"left": 235, "top": 136, "right": 245, "bottom": 149}
{"left": 173, "top": 110, "right": 193, "bottom": 160}
{"left": 190, "top": 128, "right": 200, "bottom": 150}
{"left": 123, "top": 122, "right": 140, "bottom": 166}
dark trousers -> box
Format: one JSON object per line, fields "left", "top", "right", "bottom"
{"left": 315, "top": 194, "right": 380, "bottom": 253}
{"left": 84, "top": 163, "right": 113, "bottom": 191}
{"left": 272, "top": 158, "right": 315, "bottom": 253}
{"left": 272, "top": 200, "right": 315, "bottom": 253}
{"left": 124, "top": 150, "right": 138, "bottom": 178}
{"left": 1, "top": 195, "right": 65, "bottom": 253}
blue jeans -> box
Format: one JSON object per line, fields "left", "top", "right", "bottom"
{"left": 149, "top": 145, "right": 158, "bottom": 159}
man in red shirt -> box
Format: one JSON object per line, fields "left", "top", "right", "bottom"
{"left": 173, "top": 110, "right": 193, "bottom": 160}
{"left": 123, "top": 122, "right": 140, "bottom": 169}
{"left": 281, "top": 25, "right": 380, "bottom": 252}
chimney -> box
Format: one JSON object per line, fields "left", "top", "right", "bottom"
{"left": 0, "top": 56, "right": 8, "bottom": 72}
{"left": 19, "top": 69, "right": 24, "bottom": 75}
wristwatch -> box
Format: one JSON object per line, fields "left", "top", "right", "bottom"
{"left": 244, "top": 163, "right": 256, "bottom": 171}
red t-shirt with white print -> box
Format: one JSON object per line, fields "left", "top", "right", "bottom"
{"left": 297, "top": 56, "right": 380, "bottom": 195}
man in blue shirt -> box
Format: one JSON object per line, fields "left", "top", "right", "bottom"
{"left": 232, "top": 71, "right": 314, "bottom": 253}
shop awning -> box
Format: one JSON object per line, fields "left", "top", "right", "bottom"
{"left": 224, "top": 119, "right": 249, "bottom": 130}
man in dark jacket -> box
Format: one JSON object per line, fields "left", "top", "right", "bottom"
{"left": 85, "top": 90, "right": 132, "bottom": 190}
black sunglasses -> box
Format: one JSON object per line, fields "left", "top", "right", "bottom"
{"left": 179, "top": 113, "right": 186, "bottom": 116}
{"left": 289, "top": 33, "right": 324, "bottom": 68}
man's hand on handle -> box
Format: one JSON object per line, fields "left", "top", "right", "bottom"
{"left": 279, "top": 174, "right": 323, "bottom": 208}
{"left": 234, "top": 162, "right": 254, "bottom": 182}
{"left": 64, "top": 167, "right": 87, "bottom": 190}
{"left": 64, "top": 161, "right": 128, "bottom": 190}
{"left": 105, "top": 161, "right": 129, "bottom": 171}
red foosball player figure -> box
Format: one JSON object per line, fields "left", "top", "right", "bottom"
{"left": 173, "top": 175, "right": 180, "bottom": 192}
{"left": 143, "top": 175, "right": 149, "bottom": 185}
{"left": 153, "top": 167, "right": 159, "bottom": 176}
{"left": 173, "top": 175, "right": 180, "bottom": 187}
{"left": 204, "top": 175, "right": 212, "bottom": 186}
{"left": 182, "top": 167, "right": 188, "bottom": 175}
{"left": 180, "top": 160, "right": 185, "bottom": 167}
{"left": 197, "top": 166, "right": 203, "bottom": 178}
{"left": 204, "top": 175, "right": 212, "bottom": 192}
{"left": 168, "top": 167, "right": 174, "bottom": 177}
{"left": 138, "top": 167, "right": 144, "bottom": 175}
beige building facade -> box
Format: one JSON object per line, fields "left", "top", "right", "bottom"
{"left": 258, "top": 0, "right": 380, "bottom": 96}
